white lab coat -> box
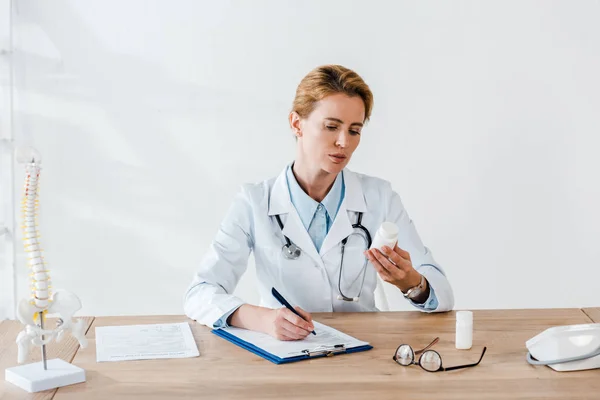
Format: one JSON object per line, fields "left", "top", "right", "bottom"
{"left": 184, "top": 166, "right": 454, "bottom": 328}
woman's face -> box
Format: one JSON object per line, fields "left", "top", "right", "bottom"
{"left": 291, "top": 93, "right": 365, "bottom": 175}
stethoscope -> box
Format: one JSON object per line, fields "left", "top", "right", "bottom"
{"left": 274, "top": 212, "right": 372, "bottom": 302}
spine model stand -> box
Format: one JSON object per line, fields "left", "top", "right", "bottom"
{"left": 15, "top": 152, "right": 88, "bottom": 365}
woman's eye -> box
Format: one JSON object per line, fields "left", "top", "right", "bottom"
{"left": 326, "top": 126, "right": 338, "bottom": 131}
{"left": 350, "top": 130, "right": 361, "bottom": 135}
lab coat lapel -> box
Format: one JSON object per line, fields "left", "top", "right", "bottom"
{"left": 319, "top": 169, "right": 367, "bottom": 256}
{"left": 282, "top": 210, "right": 324, "bottom": 269}
{"left": 268, "top": 166, "right": 325, "bottom": 269}
{"left": 319, "top": 201, "right": 353, "bottom": 256}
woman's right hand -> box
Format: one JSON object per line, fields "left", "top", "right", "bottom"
{"left": 263, "top": 306, "right": 314, "bottom": 341}
{"left": 228, "top": 304, "right": 314, "bottom": 341}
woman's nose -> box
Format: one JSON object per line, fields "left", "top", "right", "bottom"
{"left": 336, "top": 131, "right": 349, "bottom": 147}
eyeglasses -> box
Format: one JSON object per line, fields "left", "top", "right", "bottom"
{"left": 393, "top": 337, "right": 487, "bottom": 372}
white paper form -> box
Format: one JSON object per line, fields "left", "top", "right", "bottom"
{"left": 95, "top": 322, "right": 199, "bottom": 362}
{"left": 218, "top": 321, "right": 369, "bottom": 358}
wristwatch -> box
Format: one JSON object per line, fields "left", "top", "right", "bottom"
{"left": 402, "top": 274, "right": 427, "bottom": 300}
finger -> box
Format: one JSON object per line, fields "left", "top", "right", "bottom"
{"left": 279, "top": 336, "right": 297, "bottom": 341}
{"left": 295, "top": 307, "right": 314, "bottom": 325}
{"left": 365, "top": 250, "right": 385, "bottom": 271}
{"left": 282, "top": 309, "right": 313, "bottom": 333}
{"left": 280, "top": 320, "right": 310, "bottom": 340}
{"left": 393, "top": 244, "right": 412, "bottom": 261}
{"left": 368, "top": 254, "right": 393, "bottom": 282}
{"left": 372, "top": 248, "right": 405, "bottom": 275}
{"left": 274, "top": 311, "right": 305, "bottom": 340}
{"left": 379, "top": 246, "right": 404, "bottom": 266}
{"left": 380, "top": 246, "right": 411, "bottom": 271}
{"left": 364, "top": 249, "right": 381, "bottom": 263}
{"left": 274, "top": 328, "right": 297, "bottom": 341}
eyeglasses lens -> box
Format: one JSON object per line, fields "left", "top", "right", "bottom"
{"left": 420, "top": 351, "right": 442, "bottom": 372}
{"left": 395, "top": 344, "right": 414, "bottom": 366}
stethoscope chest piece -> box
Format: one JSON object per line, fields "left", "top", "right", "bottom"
{"left": 282, "top": 243, "right": 301, "bottom": 260}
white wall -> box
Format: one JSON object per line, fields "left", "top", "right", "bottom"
{"left": 2, "top": 0, "right": 599, "bottom": 319}
{"left": 0, "top": 0, "right": 15, "bottom": 321}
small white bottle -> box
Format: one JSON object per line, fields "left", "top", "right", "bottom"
{"left": 370, "top": 221, "right": 399, "bottom": 252}
{"left": 455, "top": 310, "right": 473, "bottom": 350}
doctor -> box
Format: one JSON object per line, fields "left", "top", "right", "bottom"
{"left": 184, "top": 65, "right": 454, "bottom": 341}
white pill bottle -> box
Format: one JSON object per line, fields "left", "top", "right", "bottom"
{"left": 455, "top": 311, "right": 473, "bottom": 349}
{"left": 369, "top": 221, "right": 399, "bottom": 252}
{"left": 369, "top": 222, "right": 399, "bottom": 312}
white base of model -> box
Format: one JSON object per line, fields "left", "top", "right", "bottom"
{"left": 5, "top": 358, "right": 86, "bottom": 393}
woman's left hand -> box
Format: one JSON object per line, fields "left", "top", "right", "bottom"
{"left": 364, "top": 244, "right": 422, "bottom": 292}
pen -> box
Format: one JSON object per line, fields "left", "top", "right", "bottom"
{"left": 271, "top": 287, "right": 316, "bottom": 335}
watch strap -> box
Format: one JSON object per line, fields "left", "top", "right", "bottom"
{"left": 402, "top": 274, "right": 426, "bottom": 299}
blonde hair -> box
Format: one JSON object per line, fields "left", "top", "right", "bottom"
{"left": 292, "top": 65, "right": 374, "bottom": 122}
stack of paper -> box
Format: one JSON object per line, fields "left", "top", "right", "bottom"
{"left": 95, "top": 322, "right": 199, "bottom": 362}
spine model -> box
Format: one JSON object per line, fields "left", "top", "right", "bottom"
{"left": 22, "top": 161, "right": 51, "bottom": 310}
{"left": 15, "top": 150, "right": 88, "bottom": 365}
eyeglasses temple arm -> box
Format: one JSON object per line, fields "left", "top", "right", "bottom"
{"left": 414, "top": 337, "right": 440, "bottom": 355}
{"left": 443, "top": 347, "right": 487, "bottom": 372}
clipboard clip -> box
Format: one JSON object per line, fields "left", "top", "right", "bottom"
{"left": 302, "top": 344, "right": 346, "bottom": 357}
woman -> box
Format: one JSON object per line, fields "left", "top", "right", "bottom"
{"left": 184, "top": 65, "right": 454, "bottom": 341}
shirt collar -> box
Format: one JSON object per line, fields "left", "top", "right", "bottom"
{"left": 285, "top": 164, "right": 345, "bottom": 229}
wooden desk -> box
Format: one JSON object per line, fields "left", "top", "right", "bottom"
{"left": 2, "top": 310, "right": 599, "bottom": 399}
{"left": 583, "top": 308, "right": 600, "bottom": 323}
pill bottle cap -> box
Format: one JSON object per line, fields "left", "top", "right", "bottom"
{"left": 379, "top": 222, "right": 399, "bottom": 240}
{"left": 456, "top": 310, "right": 473, "bottom": 324}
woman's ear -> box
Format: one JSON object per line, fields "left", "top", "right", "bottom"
{"left": 289, "top": 111, "right": 302, "bottom": 138}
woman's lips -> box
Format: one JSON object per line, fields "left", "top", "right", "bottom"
{"left": 328, "top": 154, "right": 346, "bottom": 163}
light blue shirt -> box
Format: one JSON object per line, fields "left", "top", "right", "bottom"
{"left": 285, "top": 165, "right": 344, "bottom": 252}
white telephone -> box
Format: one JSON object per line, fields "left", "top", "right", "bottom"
{"left": 526, "top": 323, "right": 600, "bottom": 371}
